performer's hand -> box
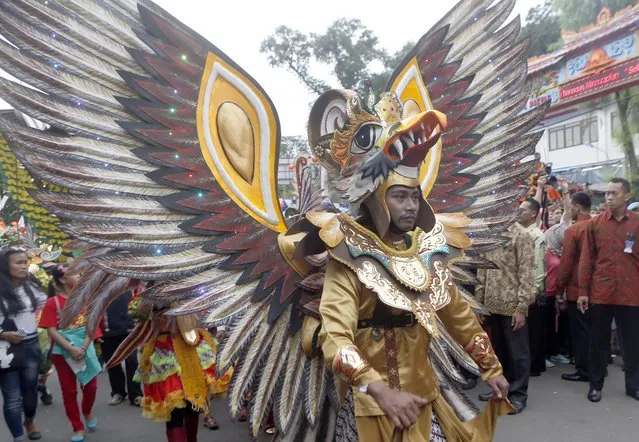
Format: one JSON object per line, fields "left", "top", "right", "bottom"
{"left": 485, "top": 374, "right": 509, "bottom": 400}
{"left": 368, "top": 381, "right": 428, "bottom": 431}
{"left": 577, "top": 296, "right": 589, "bottom": 314}
{"left": 511, "top": 312, "right": 525, "bottom": 331}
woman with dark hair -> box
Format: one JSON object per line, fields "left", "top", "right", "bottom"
{"left": 0, "top": 247, "right": 46, "bottom": 441}
{"left": 39, "top": 264, "right": 102, "bottom": 442}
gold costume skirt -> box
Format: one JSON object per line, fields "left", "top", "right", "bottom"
{"left": 355, "top": 396, "right": 512, "bottom": 442}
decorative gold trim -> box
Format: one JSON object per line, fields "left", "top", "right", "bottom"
{"left": 383, "top": 328, "right": 401, "bottom": 390}
{"left": 197, "top": 53, "right": 286, "bottom": 232}
{"left": 355, "top": 261, "right": 412, "bottom": 311}
{"left": 465, "top": 333, "right": 500, "bottom": 371}
{"left": 388, "top": 57, "right": 442, "bottom": 198}
{"left": 389, "top": 255, "right": 430, "bottom": 291}
{"left": 306, "top": 210, "right": 338, "bottom": 228}
{"left": 333, "top": 254, "right": 443, "bottom": 337}
{"left": 429, "top": 260, "right": 452, "bottom": 310}
{"left": 340, "top": 215, "right": 448, "bottom": 292}
{"left": 339, "top": 213, "right": 420, "bottom": 257}
{"left": 332, "top": 344, "right": 371, "bottom": 383}
{"left": 411, "top": 298, "right": 439, "bottom": 339}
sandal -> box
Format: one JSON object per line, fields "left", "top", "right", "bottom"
{"left": 202, "top": 414, "right": 219, "bottom": 430}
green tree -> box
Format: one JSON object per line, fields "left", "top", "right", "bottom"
{"left": 521, "top": 0, "right": 562, "bottom": 57}
{"left": 260, "top": 26, "right": 329, "bottom": 95}
{"left": 554, "top": 0, "right": 636, "bottom": 31}
{"left": 613, "top": 88, "right": 639, "bottom": 197}
{"left": 280, "top": 135, "right": 309, "bottom": 159}
{"left": 261, "top": 19, "right": 413, "bottom": 98}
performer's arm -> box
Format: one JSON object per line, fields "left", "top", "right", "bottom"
{"left": 436, "top": 284, "right": 502, "bottom": 382}
{"left": 318, "top": 259, "right": 381, "bottom": 387}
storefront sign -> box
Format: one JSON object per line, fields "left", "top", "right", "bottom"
{"left": 526, "top": 88, "right": 559, "bottom": 110}
{"left": 559, "top": 56, "right": 639, "bottom": 102}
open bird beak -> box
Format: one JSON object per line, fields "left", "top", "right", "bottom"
{"left": 382, "top": 110, "right": 447, "bottom": 167}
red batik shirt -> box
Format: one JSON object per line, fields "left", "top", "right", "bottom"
{"left": 578, "top": 210, "right": 639, "bottom": 306}
{"left": 557, "top": 214, "right": 591, "bottom": 302}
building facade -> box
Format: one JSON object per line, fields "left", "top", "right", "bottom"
{"left": 527, "top": 4, "right": 639, "bottom": 188}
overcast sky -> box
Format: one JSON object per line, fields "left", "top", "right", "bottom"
{"left": 1, "top": 0, "right": 542, "bottom": 136}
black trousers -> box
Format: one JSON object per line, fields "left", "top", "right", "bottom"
{"left": 556, "top": 308, "right": 572, "bottom": 357}
{"left": 567, "top": 301, "right": 590, "bottom": 377}
{"left": 527, "top": 304, "right": 546, "bottom": 374}
{"left": 486, "top": 313, "right": 530, "bottom": 403}
{"left": 101, "top": 334, "right": 142, "bottom": 401}
{"left": 589, "top": 305, "right": 639, "bottom": 392}
{"left": 542, "top": 300, "right": 560, "bottom": 358}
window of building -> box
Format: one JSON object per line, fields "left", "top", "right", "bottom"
{"left": 611, "top": 112, "right": 620, "bottom": 135}
{"left": 549, "top": 118, "right": 598, "bottom": 151}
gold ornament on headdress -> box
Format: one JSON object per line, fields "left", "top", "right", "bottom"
{"left": 375, "top": 92, "right": 403, "bottom": 125}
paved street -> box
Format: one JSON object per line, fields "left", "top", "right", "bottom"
{"left": 2, "top": 357, "right": 636, "bottom": 441}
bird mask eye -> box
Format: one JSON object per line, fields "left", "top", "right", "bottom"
{"left": 351, "top": 123, "right": 383, "bottom": 155}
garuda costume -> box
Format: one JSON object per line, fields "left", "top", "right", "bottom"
{"left": 312, "top": 169, "right": 510, "bottom": 441}
{"left": 0, "top": 0, "right": 547, "bottom": 440}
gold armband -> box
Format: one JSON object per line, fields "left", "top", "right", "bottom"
{"left": 465, "top": 332, "right": 500, "bottom": 371}
{"left": 332, "top": 344, "right": 371, "bottom": 383}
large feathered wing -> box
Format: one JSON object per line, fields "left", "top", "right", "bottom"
{"left": 0, "top": 1, "right": 321, "bottom": 437}
{"left": 387, "top": 0, "right": 548, "bottom": 256}
{"left": 382, "top": 0, "right": 549, "bottom": 414}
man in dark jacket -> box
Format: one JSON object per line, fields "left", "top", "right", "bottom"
{"left": 102, "top": 291, "right": 142, "bottom": 406}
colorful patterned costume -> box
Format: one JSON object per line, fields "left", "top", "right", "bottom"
{"left": 107, "top": 294, "right": 231, "bottom": 431}
{"left": 0, "top": 0, "right": 547, "bottom": 439}
{"left": 134, "top": 328, "right": 226, "bottom": 421}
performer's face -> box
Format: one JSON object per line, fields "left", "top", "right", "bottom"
{"left": 385, "top": 185, "right": 420, "bottom": 232}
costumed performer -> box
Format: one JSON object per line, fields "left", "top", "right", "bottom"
{"left": 318, "top": 168, "right": 512, "bottom": 441}
{"left": 127, "top": 291, "right": 231, "bottom": 442}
